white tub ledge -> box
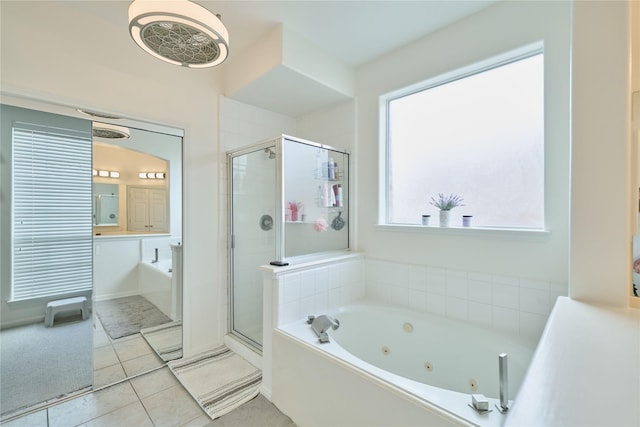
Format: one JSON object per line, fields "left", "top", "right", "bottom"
{"left": 505, "top": 296, "right": 639, "bottom": 426}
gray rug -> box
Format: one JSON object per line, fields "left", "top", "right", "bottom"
{"left": 0, "top": 317, "right": 93, "bottom": 417}
{"left": 96, "top": 295, "right": 172, "bottom": 340}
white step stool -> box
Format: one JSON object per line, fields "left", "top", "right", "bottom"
{"left": 45, "top": 296, "right": 89, "bottom": 327}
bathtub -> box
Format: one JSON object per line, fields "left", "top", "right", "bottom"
{"left": 272, "top": 302, "right": 537, "bottom": 427}
{"left": 139, "top": 259, "right": 174, "bottom": 319}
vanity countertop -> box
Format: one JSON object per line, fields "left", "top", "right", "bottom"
{"left": 93, "top": 232, "right": 171, "bottom": 239}
{"left": 506, "top": 296, "right": 639, "bottom": 426}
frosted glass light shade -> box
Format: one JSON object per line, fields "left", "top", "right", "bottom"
{"left": 128, "top": 0, "right": 229, "bottom": 68}
{"left": 92, "top": 122, "right": 130, "bottom": 140}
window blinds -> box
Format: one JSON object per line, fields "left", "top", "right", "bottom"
{"left": 12, "top": 122, "right": 93, "bottom": 301}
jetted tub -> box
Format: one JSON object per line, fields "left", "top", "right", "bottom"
{"left": 272, "top": 303, "right": 537, "bottom": 427}
{"left": 139, "top": 259, "right": 173, "bottom": 319}
{"left": 143, "top": 259, "right": 173, "bottom": 277}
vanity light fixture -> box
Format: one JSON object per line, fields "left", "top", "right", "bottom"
{"left": 128, "top": 0, "right": 229, "bottom": 68}
{"left": 95, "top": 169, "right": 120, "bottom": 179}
{"left": 139, "top": 172, "right": 166, "bottom": 179}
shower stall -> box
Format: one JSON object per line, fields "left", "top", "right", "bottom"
{"left": 227, "top": 135, "right": 350, "bottom": 351}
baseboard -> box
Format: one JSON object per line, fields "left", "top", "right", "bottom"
{"left": 92, "top": 291, "right": 139, "bottom": 302}
{"left": 260, "top": 385, "right": 272, "bottom": 401}
{"left": 0, "top": 315, "right": 45, "bottom": 330}
{"left": 224, "top": 334, "right": 262, "bottom": 370}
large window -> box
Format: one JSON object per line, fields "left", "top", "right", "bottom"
{"left": 382, "top": 46, "right": 544, "bottom": 229}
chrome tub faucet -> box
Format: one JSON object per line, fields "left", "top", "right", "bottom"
{"left": 496, "top": 353, "right": 510, "bottom": 413}
{"left": 152, "top": 248, "right": 159, "bottom": 263}
{"left": 307, "top": 315, "right": 340, "bottom": 343}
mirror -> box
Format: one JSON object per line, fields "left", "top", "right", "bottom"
{"left": 93, "top": 183, "right": 119, "bottom": 226}
{"left": 92, "top": 126, "right": 175, "bottom": 235}
{"left": 632, "top": 91, "right": 639, "bottom": 299}
{"left": 92, "top": 124, "right": 184, "bottom": 377}
{"left": 0, "top": 101, "right": 184, "bottom": 421}
{"left": 1, "top": 104, "right": 95, "bottom": 418}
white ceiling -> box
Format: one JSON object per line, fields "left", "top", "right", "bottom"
{"left": 13, "top": 1, "right": 497, "bottom": 117}
{"left": 73, "top": 1, "right": 496, "bottom": 68}
{"left": 208, "top": 0, "right": 497, "bottom": 115}
{"left": 203, "top": 0, "right": 496, "bottom": 67}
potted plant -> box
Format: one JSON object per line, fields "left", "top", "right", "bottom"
{"left": 429, "top": 193, "right": 464, "bottom": 227}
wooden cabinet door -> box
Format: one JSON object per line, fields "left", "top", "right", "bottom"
{"left": 127, "top": 187, "right": 168, "bottom": 233}
{"left": 127, "top": 187, "right": 150, "bottom": 232}
{"left": 148, "top": 189, "right": 168, "bottom": 233}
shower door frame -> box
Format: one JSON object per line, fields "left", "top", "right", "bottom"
{"left": 227, "top": 139, "right": 282, "bottom": 352}
{"left": 227, "top": 135, "right": 351, "bottom": 352}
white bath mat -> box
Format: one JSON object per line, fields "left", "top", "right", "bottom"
{"left": 140, "top": 320, "right": 183, "bottom": 361}
{"left": 168, "top": 345, "right": 262, "bottom": 420}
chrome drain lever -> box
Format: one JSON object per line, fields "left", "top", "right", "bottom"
{"left": 469, "top": 394, "right": 492, "bottom": 414}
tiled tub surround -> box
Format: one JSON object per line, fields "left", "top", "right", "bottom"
{"left": 271, "top": 255, "right": 567, "bottom": 342}
{"left": 275, "top": 254, "right": 367, "bottom": 326}
{"left": 364, "top": 259, "right": 568, "bottom": 342}
{"left": 260, "top": 252, "right": 365, "bottom": 398}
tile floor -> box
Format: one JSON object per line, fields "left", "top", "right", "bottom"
{"left": 2, "top": 317, "right": 294, "bottom": 427}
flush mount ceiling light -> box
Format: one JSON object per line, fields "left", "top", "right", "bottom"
{"left": 92, "top": 122, "right": 130, "bottom": 140}
{"left": 128, "top": 0, "right": 229, "bottom": 68}
{"left": 77, "top": 109, "right": 122, "bottom": 120}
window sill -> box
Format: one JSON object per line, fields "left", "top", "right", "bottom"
{"left": 375, "top": 224, "right": 551, "bottom": 239}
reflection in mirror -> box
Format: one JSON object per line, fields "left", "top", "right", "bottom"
{"left": 634, "top": 209, "right": 639, "bottom": 296}
{"left": 93, "top": 183, "right": 119, "bottom": 226}
{"left": 92, "top": 124, "right": 184, "bottom": 380}
{"left": 0, "top": 104, "right": 94, "bottom": 419}
{"left": 0, "top": 101, "right": 184, "bottom": 422}
{"left": 92, "top": 130, "right": 173, "bottom": 235}
{"left": 632, "top": 91, "right": 639, "bottom": 299}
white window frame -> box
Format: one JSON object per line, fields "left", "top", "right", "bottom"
{"left": 379, "top": 42, "right": 547, "bottom": 234}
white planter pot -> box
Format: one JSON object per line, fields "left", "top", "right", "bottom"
{"left": 439, "top": 210, "right": 450, "bottom": 227}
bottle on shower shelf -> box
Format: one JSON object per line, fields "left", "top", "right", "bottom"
{"left": 316, "top": 151, "right": 322, "bottom": 178}
{"left": 328, "top": 158, "right": 335, "bottom": 180}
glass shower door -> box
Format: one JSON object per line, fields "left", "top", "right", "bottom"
{"left": 229, "top": 146, "right": 277, "bottom": 348}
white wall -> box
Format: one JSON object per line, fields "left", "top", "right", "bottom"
{"left": 570, "top": 1, "right": 633, "bottom": 307}
{"left": 354, "top": 1, "right": 571, "bottom": 286}
{"left": 296, "top": 100, "right": 356, "bottom": 154}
